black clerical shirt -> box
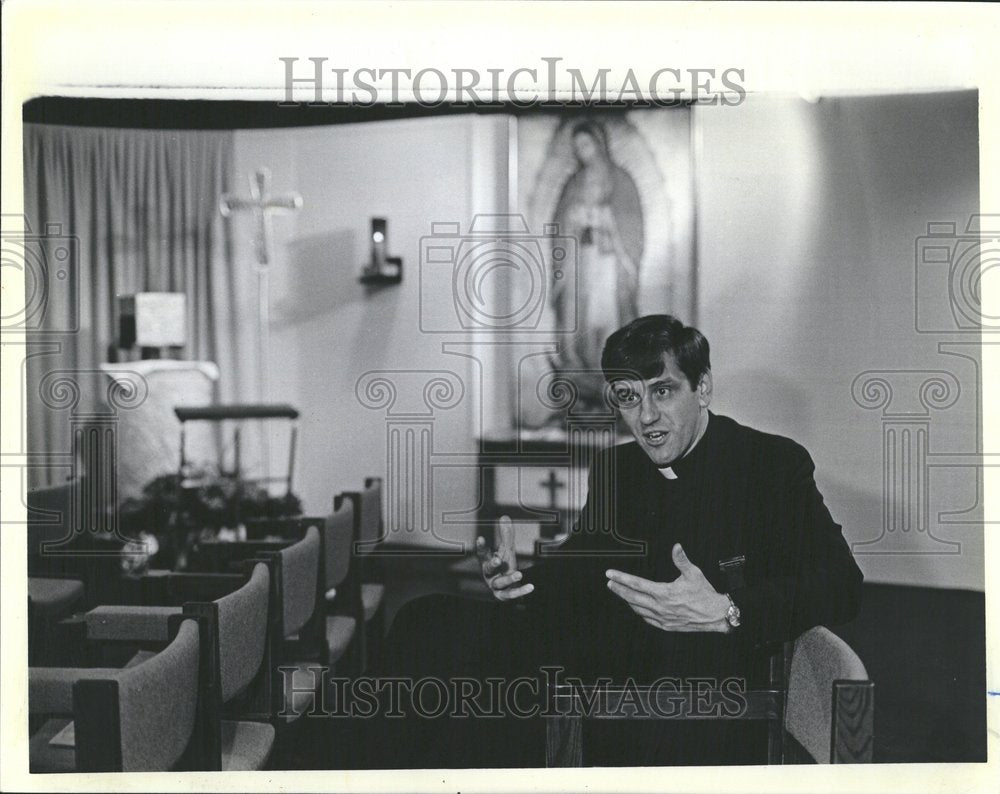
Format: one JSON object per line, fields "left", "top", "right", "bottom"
{"left": 520, "top": 411, "right": 864, "bottom": 684}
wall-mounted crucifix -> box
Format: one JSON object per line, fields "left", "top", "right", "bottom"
{"left": 220, "top": 168, "right": 302, "bottom": 473}
{"left": 220, "top": 167, "right": 302, "bottom": 401}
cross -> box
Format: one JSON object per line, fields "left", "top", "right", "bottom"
{"left": 539, "top": 469, "right": 566, "bottom": 509}
{"left": 220, "top": 167, "right": 302, "bottom": 268}
{"left": 219, "top": 168, "right": 303, "bottom": 477}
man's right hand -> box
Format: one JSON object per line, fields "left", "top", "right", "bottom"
{"left": 476, "top": 515, "right": 534, "bottom": 601}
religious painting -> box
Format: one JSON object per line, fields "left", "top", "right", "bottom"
{"left": 514, "top": 108, "right": 695, "bottom": 429}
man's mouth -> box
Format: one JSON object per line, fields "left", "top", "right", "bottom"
{"left": 643, "top": 430, "right": 669, "bottom": 445}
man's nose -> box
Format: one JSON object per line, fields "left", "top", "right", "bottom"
{"left": 639, "top": 395, "right": 659, "bottom": 425}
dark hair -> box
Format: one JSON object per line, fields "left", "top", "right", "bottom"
{"left": 601, "top": 315, "right": 711, "bottom": 390}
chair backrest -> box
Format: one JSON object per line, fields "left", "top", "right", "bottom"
{"left": 214, "top": 562, "right": 270, "bottom": 702}
{"left": 785, "top": 625, "right": 874, "bottom": 763}
{"left": 275, "top": 526, "right": 321, "bottom": 636}
{"left": 26, "top": 479, "right": 77, "bottom": 553}
{"left": 326, "top": 497, "right": 354, "bottom": 589}
{"left": 74, "top": 617, "right": 201, "bottom": 771}
{"left": 355, "top": 477, "right": 383, "bottom": 549}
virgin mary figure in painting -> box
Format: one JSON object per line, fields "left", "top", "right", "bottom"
{"left": 549, "top": 120, "right": 645, "bottom": 407}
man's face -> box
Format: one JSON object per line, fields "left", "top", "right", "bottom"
{"left": 611, "top": 353, "right": 712, "bottom": 467}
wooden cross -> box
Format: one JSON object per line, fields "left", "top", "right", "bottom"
{"left": 539, "top": 469, "right": 566, "bottom": 509}
{"left": 220, "top": 168, "right": 302, "bottom": 267}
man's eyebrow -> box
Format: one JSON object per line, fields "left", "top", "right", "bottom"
{"left": 650, "top": 377, "right": 679, "bottom": 387}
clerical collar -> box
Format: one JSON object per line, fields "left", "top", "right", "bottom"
{"left": 657, "top": 411, "right": 713, "bottom": 480}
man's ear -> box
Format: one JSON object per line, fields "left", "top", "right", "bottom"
{"left": 697, "top": 370, "right": 713, "bottom": 408}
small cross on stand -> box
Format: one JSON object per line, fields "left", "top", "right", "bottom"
{"left": 220, "top": 168, "right": 302, "bottom": 475}
{"left": 539, "top": 469, "right": 567, "bottom": 543}
{"left": 539, "top": 469, "right": 566, "bottom": 508}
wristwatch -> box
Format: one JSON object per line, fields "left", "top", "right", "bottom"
{"left": 724, "top": 593, "right": 742, "bottom": 629}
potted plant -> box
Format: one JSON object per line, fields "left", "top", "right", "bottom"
{"left": 119, "top": 465, "right": 302, "bottom": 572}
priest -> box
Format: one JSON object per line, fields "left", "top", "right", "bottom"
{"left": 369, "top": 314, "right": 863, "bottom": 767}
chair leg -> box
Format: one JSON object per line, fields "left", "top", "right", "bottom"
{"left": 767, "top": 718, "right": 785, "bottom": 764}
{"left": 343, "top": 625, "right": 364, "bottom": 677}
{"left": 365, "top": 607, "right": 385, "bottom": 673}
{"left": 831, "top": 680, "right": 875, "bottom": 763}
{"left": 545, "top": 714, "right": 583, "bottom": 767}
{"left": 768, "top": 640, "right": 792, "bottom": 764}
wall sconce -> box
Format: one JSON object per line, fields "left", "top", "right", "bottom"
{"left": 360, "top": 217, "right": 402, "bottom": 285}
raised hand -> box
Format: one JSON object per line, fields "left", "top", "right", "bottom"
{"left": 476, "top": 515, "right": 534, "bottom": 601}
{"left": 605, "top": 543, "right": 731, "bottom": 632}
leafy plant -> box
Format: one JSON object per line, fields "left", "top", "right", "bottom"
{"left": 120, "top": 466, "right": 302, "bottom": 536}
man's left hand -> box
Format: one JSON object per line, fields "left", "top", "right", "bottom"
{"left": 606, "top": 544, "right": 731, "bottom": 633}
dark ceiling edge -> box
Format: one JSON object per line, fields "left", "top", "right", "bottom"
{"left": 24, "top": 92, "right": 972, "bottom": 131}
{"left": 22, "top": 96, "right": 695, "bottom": 130}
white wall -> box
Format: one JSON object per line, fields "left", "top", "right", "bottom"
{"left": 233, "top": 115, "right": 509, "bottom": 548}
{"left": 232, "top": 92, "right": 982, "bottom": 588}
{"left": 696, "top": 91, "right": 982, "bottom": 590}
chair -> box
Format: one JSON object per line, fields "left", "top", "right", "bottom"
{"left": 27, "top": 478, "right": 121, "bottom": 573}
{"left": 324, "top": 497, "right": 362, "bottom": 675}
{"left": 545, "top": 626, "right": 873, "bottom": 766}
{"left": 263, "top": 526, "right": 327, "bottom": 724}
{"left": 785, "top": 626, "right": 874, "bottom": 763}
{"left": 189, "top": 524, "right": 346, "bottom": 723}
{"left": 244, "top": 507, "right": 360, "bottom": 676}
{"left": 69, "top": 561, "right": 277, "bottom": 770}
{"left": 29, "top": 615, "right": 202, "bottom": 772}
{"left": 27, "top": 477, "right": 128, "bottom": 663}
{"left": 199, "top": 561, "right": 277, "bottom": 769}
{"left": 342, "top": 477, "right": 387, "bottom": 671}
{"left": 244, "top": 506, "right": 361, "bottom": 767}
{"left": 27, "top": 480, "right": 86, "bottom": 665}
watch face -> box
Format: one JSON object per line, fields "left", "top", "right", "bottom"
{"left": 727, "top": 604, "right": 742, "bottom": 627}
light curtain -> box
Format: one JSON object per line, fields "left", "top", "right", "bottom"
{"left": 22, "top": 123, "right": 257, "bottom": 487}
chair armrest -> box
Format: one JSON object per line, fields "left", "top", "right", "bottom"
{"left": 83, "top": 605, "right": 182, "bottom": 643}
{"left": 29, "top": 666, "right": 121, "bottom": 714}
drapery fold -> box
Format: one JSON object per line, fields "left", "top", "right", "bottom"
{"left": 23, "top": 123, "right": 256, "bottom": 487}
